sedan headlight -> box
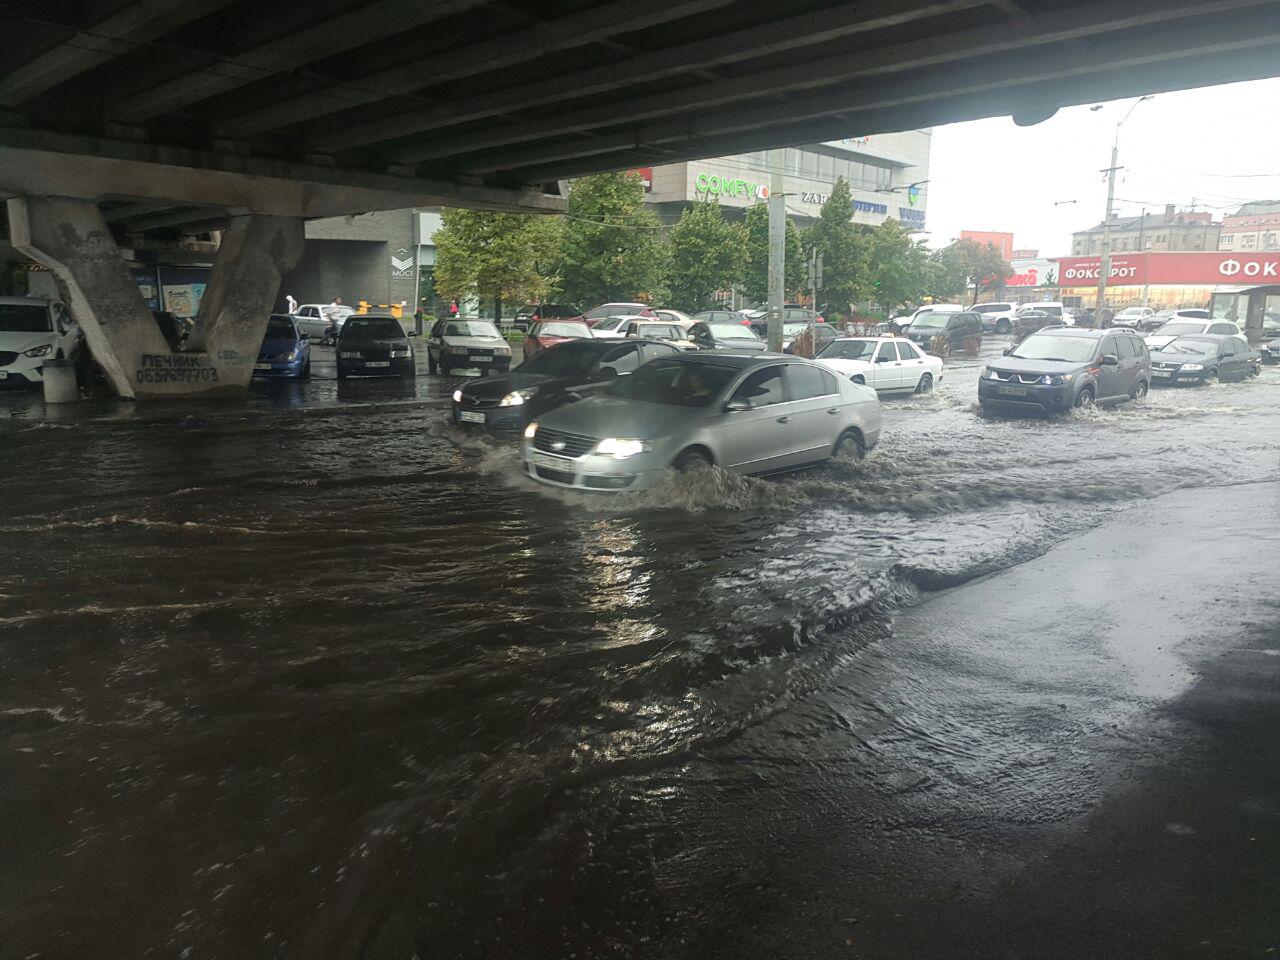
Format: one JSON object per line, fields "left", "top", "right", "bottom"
{"left": 452, "top": 389, "right": 463, "bottom": 403}
{"left": 445, "top": 344, "right": 468, "bottom": 354}
{"left": 500, "top": 388, "right": 536, "bottom": 407}
{"left": 596, "top": 437, "right": 648, "bottom": 459}
{"left": 23, "top": 343, "right": 53, "bottom": 358}
{"left": 524, "top": 421, "right": 538, "bottom": 439}
{"left": 496, "top": 345, "right": 512, "bottom": 356}
{"left": 287, "top": 347, "right": 301, "bottom": 361}
{"left": 390, "top": 347, "right": 411, "bottom": 358}
{"left": 1181, "top": 363, "right": 1203, "bottom": 371}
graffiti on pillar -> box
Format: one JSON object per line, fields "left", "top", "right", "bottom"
{"left": 136, "top": 354, "right": 220, "bottom": 385}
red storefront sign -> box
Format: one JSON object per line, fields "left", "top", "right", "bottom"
{"left": 1057, "top": 252, "right": 1280, "bottom": 285}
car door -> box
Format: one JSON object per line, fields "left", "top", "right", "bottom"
{"left": 1112, "top": 333, "right": 1141, "bottom": 395}
{"left": 716, "top": 364, "right": 794, "bottom": 473}
{"left": 1220, "top": 338, "right": 1247, "bottom": 380}
{"left": 895, "top": 340, "right": 925, "bottom": 389}
{"left": 782, "top": 363, "right": 842, "bottom": 463}
{"left": 868, "top": 339, "right": 902, "bottom": 390}
{"left": 428, "top": 319, "right": 447, "bottom": 360}
{"left": 1096, "top": 335, "right": 1127, "bottom": 400}
{"left": 638, "top": 341, "right": 680, "bottom": 365}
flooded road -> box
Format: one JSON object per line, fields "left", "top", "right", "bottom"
{"left": 1, "top": 340, "right": 1278, "bottom": 959}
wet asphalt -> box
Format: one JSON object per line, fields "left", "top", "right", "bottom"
{"left": 0, "top": 338, "right": 1277, "bottom": 959}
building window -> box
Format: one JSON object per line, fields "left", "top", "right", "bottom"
{"left": 1243, "top": 234, "right": 1257, "bottom": 248}
{"left": 1221, "top": 235, "right": 1234, "bottom": 246}
{"left": 1265, "top": 232, "right": 1278, "bottom": 249}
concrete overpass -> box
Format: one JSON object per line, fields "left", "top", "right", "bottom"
{"left": 2, "top": 0, "right": 1279, "bottom": 398}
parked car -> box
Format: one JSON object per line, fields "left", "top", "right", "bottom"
{"left": 520, "top": 354, "right": 881, "bottom": 491}
{"left": 972, "top": 301, "right": 1017, "bottom": 334}
{"left": 890, "top": 303, "right": 963, "bottom": 330}
{"left": 779, "top": 321, "right": 838, "bottom": 356}
{"left": 426, "top": 318, "right": 511, "bottom": 376}
{"left": 0, "top": 296, "right": 82, "bottom": 389}
{"left": 1016, "top": 302, "right": 1073, "bottom": 326}
{"left": 979, "top": 328, "right": 1151, "bottom": 413}
{"left": 512, "top": 303, "right": 579, "bottom": 331}
{"left": 153, "top": 310, "right": 187, "bottom": 349}
{"left": 1110, "top": 306, "right": 1156, "bottom": 330}
{"left": 653, "top": 309, "right": 693, "bottom": 327}
{"left": 293, "top": 303, "right": 354, "bottom": 341}
{"left": 1261, "top": 337, "right": 1280, "bottom": 364}
{"left": 903, "top": 310, "right": 983, "bottom": 353}
{"left": 254, "top": 313, "right": 311, "bottom": 379}
{"left": 1012, "top": 310, "right": 1058, "bottom": 339}
{"left": 523, "top": 319, "right": 593, "bottom": 360}
{"left": 691, "top": 309, "right": 743, "bottom": 325}
{"left": 1148, "top": 334, "right": 1253, "bottom": 385}
{"left": 588, "top": 315, "right": 651, "bottom": 338}
{"left": 580, "top": 303, "right": 655, "bottom": 327}
{"left": 1145, "top": 318, "right": 1244, "bottom": 352}
{"left": 815, "top": 336, "right": 944, "bottom": 395}
{"left": 687, "top": 321, "right": 768, "bottom": 352}
{"left": 336, "top": 314, "right": 415, "bottom": 379}
{"left": 452, "top": 337, "right": 681, "bottom": 433}
{"left": 616, "top": 319, "right": 696, "bottom": 350}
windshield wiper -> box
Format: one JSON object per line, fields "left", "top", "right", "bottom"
{"left": 1017, "top": 356, "right": 1072, "bottom": 362}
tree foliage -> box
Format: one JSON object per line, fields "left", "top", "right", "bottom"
{"left": 558, "top": 172, "right": 669, "bottom": 307}
{"left": 934, "top": 238, "right": 1013, "bottom": 303}
{"left": 665, "top": 201, "right": 747, "bottom": 312}
{"left": 803, "top": 179, "right": 871, "bottom": 314}
{"left": 433, "top": 208, "right": 559, "bottom": 309}
{"left": 865, "top": 218, "right": 932, "bottom": 315}
{"left": 741, "top": 202, "right": 805, "bottom": 305}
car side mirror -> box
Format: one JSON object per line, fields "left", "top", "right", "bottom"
{"left": 1101, "top": 354, "right": 1119, "bottom": 366}
{"left": 1002, "top": 347, "right": 1013, "bottom": 356}
{"left": 595, "top": 366, "right": 617, "bottom": 380}
{"left": 299, "top": 332, "right": 310, "bottom": 341}
{"left": 725, "top": 398, "right": 753, "bottom": 412}
{"left": 875, "top": 355, "right": 891, "bottom": 363}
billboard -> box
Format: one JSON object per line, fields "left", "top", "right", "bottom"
{"left": 1056, "top": 252, "right": 1280, "bottom": 286}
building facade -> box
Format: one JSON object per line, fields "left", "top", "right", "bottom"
{"left": 1071, "top": 205, "right": 1220, "bottom": 256}
{"left": 644, "top": 131, "right": 931, "bottom": 232}
{"left": 1218, "top": 200, "right": 1280, "bottom": 251}
{"left": 960, "top": 230, "right": 1014, "bottom": 259}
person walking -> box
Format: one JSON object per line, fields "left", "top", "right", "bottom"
{"left": 449, "top": 299, "right": 459, "bottom": 319}
{"left": 286, "top": 293, "right": 298, "bottom": 314}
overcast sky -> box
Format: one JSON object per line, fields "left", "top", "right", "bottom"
{"left": 925, "top": 76, "right": 1280, "bottom": 257}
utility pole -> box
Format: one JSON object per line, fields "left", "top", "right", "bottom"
{"left": 1137, "top": 207, "right": 1149, "bottom": 308}
{"left": 767, "top": 148, "right": 785, "bottom": 352}
{"left": 808, "top": 248, "right": 823, "bottom": 314}
{"left": 1095, "top": 96, "right": 1152, "bottom": 325}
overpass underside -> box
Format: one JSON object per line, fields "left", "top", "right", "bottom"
{"left": 1, "top": 0, "right": 1279, "bottom": 398}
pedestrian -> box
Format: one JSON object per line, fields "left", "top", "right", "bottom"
{"left": 449, "top": 299, "right": 459, "bottom": 319}
{"left": 286, "top": 293, "right": 298, "bottom": 315}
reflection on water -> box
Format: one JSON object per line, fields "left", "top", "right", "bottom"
{"left": 1, "top": 352, "right": 1278, "bottom": 958}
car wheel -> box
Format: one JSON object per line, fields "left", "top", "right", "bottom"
{"left": 833, "top": 430, "right": 866, "bottom": 461}
{"left": 1132, "top": 379, "right": 1148, "bottom": 401}
{"left": 915, "top": 373, "right": 934, "bottom": 395}
{"left": 1074, "top": 387, "right": 1095, "bottom": 408}
{"left": 1204, "top": 369, "right": 1218, "bottom": 384}
{"left": 673, "top": 448, "right": 713, "bottom": 473}
{"left": 302, "top": 361, "right": 311, "bottom": 379}
{"left": 428, "top": 355, "right": 438, "bottom": 375}
{"left": 996, "top": 319, "right": 1012, "bottom": 335}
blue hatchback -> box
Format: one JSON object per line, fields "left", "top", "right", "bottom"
{"left": 254, "top": 314, "right": 311, "bottom": 379}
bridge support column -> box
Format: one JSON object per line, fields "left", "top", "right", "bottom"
{"left": 7, "top": 196, "right": 302, "bottom": 400}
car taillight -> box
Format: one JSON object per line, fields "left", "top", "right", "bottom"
{"left": 531, "top": 313, "right": 540, "bottom": 322}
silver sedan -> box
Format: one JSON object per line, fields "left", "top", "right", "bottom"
{"left": 520, "top": 353, "right": 881, "bottom": 491}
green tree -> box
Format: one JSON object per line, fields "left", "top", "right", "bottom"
{"left": 433, "top": 208, "right": 560, "bottom": 318}
{"left": 923, "top": 243, "right": 970, "bottom": 301}
{"left": 665, "top": 201, "right": 747, "bottom": 312}
{"left": 940, "top": 238, "right": 1014, "bottom": 303}
{"left": 804, "top": 179, "right": 870, "bottom": 314}
{"left": 741, "top": 203, "right": 805, "bottom": 305}
{"left": 558, "top": 172, "right": 669, "bottom": 307}
{"left": 865, "top": 218, "right": 931, "bottom": 315}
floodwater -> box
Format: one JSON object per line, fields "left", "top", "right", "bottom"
{"left": 1, "top": 342, "right": 1278, "bottom": 959}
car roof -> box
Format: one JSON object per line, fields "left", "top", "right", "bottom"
{"left": 1028, "top": 326, "right": 1107, "bottom": 338}
{"left": 1175, "top": 333, "right": 1227, "bottom": 342}
{"left": 666, "top": 351, "right": 784, "bottom": 369}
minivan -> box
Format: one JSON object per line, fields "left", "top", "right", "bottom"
{"left": 903, "top": 310, "right": 983, "bottom": 353}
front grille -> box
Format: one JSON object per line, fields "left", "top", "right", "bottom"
{"left": 533, "top": 427, "right": 598, "bottom": 458}
{"left": 468, "top": 348, "right": 494, "bottom": 357}
{"left": 0, "top": 351, "right": 16, "bottom": 366}
{"left": 536, "top": 466, "right": 575, "bottom": 485}
{"left": 359, "top": 347, "right": 391, "bottom": 360}
{"left": 1011, "top": 373, "right": 1047, "bottom": 384}
{"left": 464, "top": 395, "right": 502, "bottom": 408}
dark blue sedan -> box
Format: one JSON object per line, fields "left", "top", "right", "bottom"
{"left": 254, "top": 314, "right": 311, "bottom": 379}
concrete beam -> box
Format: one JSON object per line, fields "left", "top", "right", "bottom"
{"left": 217, "top": 0, "right": 741, "bottom": 140}
{"left": 322, "top": 0, "right": 991, "bottom": 153}
{"left": 0, "top": 0, "right": 235, "bottom": 107}
{"left": 415, "top": 0, "right": 1276, "bottom": 166}
{"left": 116, "top": 206, "right": 235, "bottom": 232}
{"left": 108, "top": 0, "right": 487, "bottom": 124}
{"left": 465, "top": 3, "right": 1280, "bottom": 176}
{"left": 0, "top": 131, "right": 564, "bottom": 217}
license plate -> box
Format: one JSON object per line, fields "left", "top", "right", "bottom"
{"left": 471, "top": 355, "right": 492, "bottom": 363}
{"left": 529, "top": 451, "right": 574, "bottom": 471}
{"left": 0, "top": 371, "right": 7, "bottom": 380}
{"left": 254, "top": 363, "right": 271, "bottom": 371}
{"left": 459, "top": 410, "right": 486, "bottom": 424}
{"left": 997, "top": 385, "right": 1029, "bottom": 396}
{"left": 365, "top": 361, "right": 390, "bottom": 368}
{"left": 1153, "top": 370, "right": 1172, "bottom": 378}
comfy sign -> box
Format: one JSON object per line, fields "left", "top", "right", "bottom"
{"left": 1056, "top": 252, "right": 1280, "bottom": 285}
{"left": 694, "top": 172, "right": 769, "bottom": 200}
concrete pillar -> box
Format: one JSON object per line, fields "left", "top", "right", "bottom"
{"left": 8, "top": 197, "right": 302, "bottom": 399}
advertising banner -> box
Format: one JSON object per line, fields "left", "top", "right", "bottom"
{"left": 1056, "top": 252, "right": 1280, "bottom": 286}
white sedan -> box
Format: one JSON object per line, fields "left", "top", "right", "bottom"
{"left": 813, "top": 336, "right": 944, "bottom": 395}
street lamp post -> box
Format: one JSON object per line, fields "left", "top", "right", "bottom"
{"left": 1095, "top": 96, "right": 1152, "bottom": 323}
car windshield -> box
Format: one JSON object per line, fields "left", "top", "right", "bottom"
{"left": 592, "top": 317, "right": 626, "bottom": 331}
{"left": 818, "top": 339, "right": 879, "bottom": 360}
{"left": 607, "top": 359, "right": 738, "bottom": 406}
{"left": 519, "top": 341, "right": 604, "bottom": 376}
{"left": 537, "top": 322, "right": 591, "bottom": 337}
{"left": 342, "top": 317, "right": 403, "bottom": 340}
{"left": 264, "top": 316, "right": 295, "bottom": 339}
{"left": 1155, "top": 321, "right": 1207, "bottom": 336}
{"left": 1163, "top": 338, "right": 1216, "bottom": 356}
{"left": 0, "top": 303, "right": 51, "bottom": 332}
{"left": 1117, "top": 308, "right": 1145, "bottom": 317}
{"left": 636, "top": 325, "right": 674, "bottom": 338}
{"left": 1008, "top": 334, "right": 1098, "bottom": 363}
{"left": 912, "top": 313, "right": 950, "bottom": 328}
{"left": 708, "top": 323, "right": 759, "bottom": 339}
{"left": 585, "top": 304, "right": 642, "bottom": 319}
{"left": 444, "top": 321, "right": 500, "bottom": 338}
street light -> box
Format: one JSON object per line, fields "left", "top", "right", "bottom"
{"left": 1096, "top": 96, "right": 1154, "bottom": 319}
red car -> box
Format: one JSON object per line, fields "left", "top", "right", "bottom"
{"left": 523, "top": 320, "right": 593, "bottom": 359}
{"left": 579, "top": 302, "right": 656, "bottom": 327}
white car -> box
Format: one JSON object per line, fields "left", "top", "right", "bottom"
{"left": 1111, "top": 306, "right": 1156, "bottom": 329}
{"left": 1017, "top": 301, "right": 1074, "bottom": 326}
{"left": 590, "top": 315, "right": 651, "bottom": 338}
{"left": 972, "top": 301, "right": 1017, "bottom": 334}
{"left": 653, "top": 308, "right": 693, "bottom": 328}
{"left": 426, "top": 317, "right": 512, "bottom": 376}
{"left": 814, "top": 336, "right": 944, "bottom": 395}
{"left": 0, "top": 296, "right": 83, "bottom": 388}
{"left": 890, "top": 304, "right": 963, "bottom": 330}
{"left": 293, "top": 303, "right": 354, "bottom": 339}
{"left": 1145, "top": 318, "right": 1246, "bottom": 353}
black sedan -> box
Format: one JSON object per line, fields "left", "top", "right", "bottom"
{"left": 1148, "top": 334, "right": 1252, "bottom": 385}
{"left": 687, "top": 321, "right": 768, "bottom": 352}
{"left": 452, "top": 337, "right": 680, "bottom": 432}
{"left": 336, "top": 314, "right": 415, "bottom": 379}
{"left": 1261, "top": 338, "right": 1280, "bottom": 365}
